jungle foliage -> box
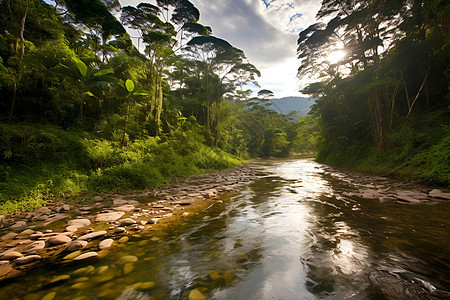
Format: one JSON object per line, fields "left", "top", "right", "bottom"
{"left": 0, "top": 0, "right": 312, "bottom": 213}
{"left": 298, "top": 0, "right": 450, "bottom": 186}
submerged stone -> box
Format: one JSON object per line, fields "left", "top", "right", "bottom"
{"left": 133, "top": 281, "right": 156, "bottom": 291}
{"left": 73, "top": 252, "right": 98, "bottom": 261}
{"left": 188, "top": 288, "right": 207, "bottom": 300}
{"left": 116, "top": 255, "right": 138, "bottom": 265}
{"left": 72, "top": 265, "right": 95, "bottom": 276}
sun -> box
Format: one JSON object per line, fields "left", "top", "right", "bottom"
{"left": 326, "top": 50, "right": 346, "bottom": 64}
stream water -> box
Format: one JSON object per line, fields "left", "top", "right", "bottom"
{"left": 1, "top": 158, "right": 449, "bottom": 299}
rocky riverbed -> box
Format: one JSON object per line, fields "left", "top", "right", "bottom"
{"left": 0, "top": 163, "right": 265, "bottom": 282}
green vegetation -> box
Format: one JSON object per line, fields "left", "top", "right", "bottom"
{"left": 298, "top": 0, "right": 450, "bottom": 186}
{"left": 0, "top": 0, "right": 313, "bottom": 214}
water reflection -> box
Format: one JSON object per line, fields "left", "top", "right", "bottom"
{"left": 0, "top": 158, "right": 449, "bottom": 299}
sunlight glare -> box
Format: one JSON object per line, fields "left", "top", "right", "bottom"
{"left": 327, "top": 50, "right": 346, "bottom": 64}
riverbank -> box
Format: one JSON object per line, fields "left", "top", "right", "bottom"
{"left": 0, "top": 163, "right": 265, "bottom": 283}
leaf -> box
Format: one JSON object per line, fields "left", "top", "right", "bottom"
{"left": 94, "top": 68, "right": 114, "bottom": 76}
{"left": 125, "top": 79, "right": 135, "bottom": 92}
{"left": 84, "top": 91, "right": 95, "bottom": 97}
{"left": 72, "top": 57, "right": 87, "bottom": 77}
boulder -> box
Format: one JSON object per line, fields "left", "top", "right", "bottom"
{"left": 48, "top": 235, "right": 72, "bottom": 245}
{"left": 15, "top": 255, "right": 41, "bottom": 265}
{"left": 77, "top": 231, "right": 107, "bottom": 241}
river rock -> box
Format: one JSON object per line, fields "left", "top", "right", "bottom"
{"left": 188, "top": 288, "right": 207, "bottom": 300}
{"left": 67, "top": 218, "right": 91, "bottom": 228}
{"left": 429, "top": 189, "right": 450, "bottom": 200}
{"left": 48, "top": 234, "right": 72, "bottom": 245}
{"left": 77, "top": 231, "right": 107, "bottom": 241}
{"left": 42, "top": 292, "right": 56, "bottom": 300}
{"left": 18, "top": 229, "right": 35, "bottom": 237}
{"left": 95, "top": 212, "right": 125, "bottom": 222}
{"left": 1, "top": 232, "right": 18, "bottom": 241}
{"left": 119, "top": 218, "right": 137, "bottom": 226}
{"left": 29, "top": 232, "right": 44, "bottom": 240}
{"left": 9, "top": 221, "right": 27, "bottom": 230}
{"left": 67, "top": 240, "right": 88, "bottom": 252}
{"left": 98, "top": 239, "right": 113, "bottom": 250}
{"left": 118, "top": 236, "right": 129, "bottom": 243}
{"left": 113, "top": 205, "right": 135, "bottom": 212}
{"left": 379, "top": 197, "right": 396, "bottom": 203}
{"left": 113, "top": 199, "right": 139, "bottom": 206}
{"left": 116, "top": 255, "right": 138, "bottom": 265}
{"left": 48, "top": 274, "right": 70, "bottom": 285}
{"left": 133, "top": 281, "right": 155, "bottom": 291}
{"left": 22, "top": 241, "right": 46, "bottom": 254}
{"left": 114, "top": 227, "right": 126, "bottom": 233}
{"left": 0, "top": 251, "right": 23, "bottom": 260}
{"left": 73, "top": 252, "right": 98, "bottom": 261}
{"left": 72, "top": 265, "right": 95, "bottom": 276}
{"left": 15, "top": 255, "right": 41, "bottom": 265}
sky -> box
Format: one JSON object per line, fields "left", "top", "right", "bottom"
{"left": 188, "top": 0, "right": 322, "bottom": 98}
{"left": 121, "top": 0, "right": 322, "bottom": 98}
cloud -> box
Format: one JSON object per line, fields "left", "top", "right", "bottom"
{"left": 191, "top": 0, "right": 320, "bottom": 96}
{"left": 120, "top": 0, "right": 320, "bottom": 96}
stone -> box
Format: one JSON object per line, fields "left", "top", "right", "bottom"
{"left": 67, "top": 240, "right": 88, "bottom": 252}
{"left": 15, "top": 255, "right": 41, "bottom": 265}
{"left": 77, "top": 231, "right": 107, "bottom": 241}
{"left": 63, "top": 250, "right": 82, "bottom": 260}
{"left": 429, "top": 189, "right": 450, "bottom": 200}
{"left": 72, "top": 265, "right": 95, "bottom": 276}
{"left": 65, "top": 226, "right": 79, "bottom": 233}
{"left": 96, "top": 265, "right": 109, "bottom": 275}
{"left": 67, "top": 218, "right": 91, "bottom": 228}
{"left": 133, "top": 281, "right": 156, "bottom": 291}
{"left": 118, "top": 236, "right": 129, "bottom": 243}
{"left": 123, "top": 263, "right": 134, "bottom": 274}
{"left": 188, "top": 288, "right": 207, "bottom": 300}
{"left": 73, "top": 252, "right": 98, "bottom": 261}
{"left": 9, "top": 221, "right": 27, "bottom": 230}
{"left": 181, "top": 212, "right": 189, "bottom": 217}
{"left": 61, "top": 204, "right": 70, "bottom": 211}
{"left": 113, "top": 205, "right": 135, "bottom": 212}
{"left": 29, "top": 233, "right": 44, "bottom": 240}
{"left": 48, "top": 274, "right": 70, "bottom": 285}
{"left": 0, "top": 251, "right": 23, "bottom": 260}
{"left": 379, "top": 197, "right": 396, "bottom": 203}
{"left": 93, "top": 195, "right": 104, "bottom": 202}
{"left": 116, "top": 255, "right": 138, "bottom": 265}
{"left": 113, "top": 199, "right": 139, "bottom": 206}
{"left": 98, "top": 239, "right": 113, "bottom": 250}
{"left": 41, "top": 213, "right": 69, "bottom": 226}
{"left": 396, "top": 195, "right": 422, "bottom": 204}
{"left": 1, "top": 232, "right": 18, "bottom": 241}
{"left": 19, "top": 229, "right": 35, "bottom": 236}
{"left": 114, "top": 227, "right": 126, "bottom": 233}
{"left": 95, "top": 212, "right": 125, "bottom": 222}
{"left": 22, "top": 241, "right": 46, "bottom": 254}
{"left": 119, "top": 218, "right": 137, "bottom": 226}
{"left": 48, "top": 234, "right": 72, "bottom": 245}
{"left": 42, "top": 292, "right": 56, "bottom": 300}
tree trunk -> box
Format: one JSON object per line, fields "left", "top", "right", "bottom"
{"left": 121, "top": 99, "right": 130, "bottom": 148}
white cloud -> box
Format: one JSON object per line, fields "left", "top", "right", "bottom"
{"left": 120, "top": 0, "right": 321, "bottom": 97}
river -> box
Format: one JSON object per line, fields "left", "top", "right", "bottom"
{"left": 1, "top": 158, "right": 449, "bottom": 299}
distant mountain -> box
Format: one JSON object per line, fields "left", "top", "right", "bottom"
{"left": 267, "top": 96, "right": 314, "bottom": 117}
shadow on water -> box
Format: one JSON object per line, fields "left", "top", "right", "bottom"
{"left": 0, "top": 158, "right": 449, "bottom": 299}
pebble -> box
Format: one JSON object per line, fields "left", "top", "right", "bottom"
{"left": 1, "top": 232, "right": 18, "bottom": 241}
{"left": 95, "top": 212, "right": 125, "bottom": 222}
{"left": 67, "top": 219, "right": 91, "bottom": 228}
